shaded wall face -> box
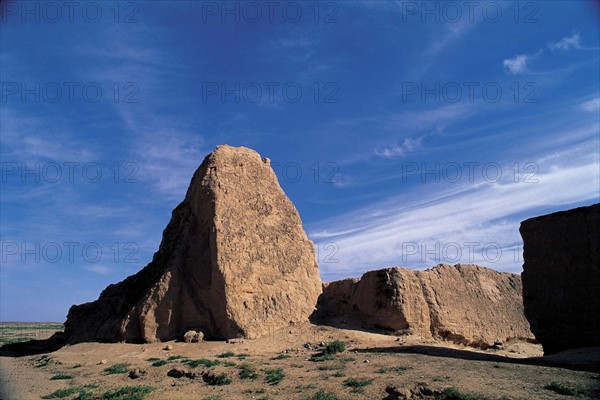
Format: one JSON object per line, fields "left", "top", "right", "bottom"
{"left": 316, "top": 265, "right": 533, "bottom": 348}
{"left": 520, "top": 203, "right": 600, "bottom": 355}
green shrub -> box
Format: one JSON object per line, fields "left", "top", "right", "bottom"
{"left": 544, "top": 382, "right": 577, "bottom": 396}
{"left": 184, "top": 358, "right": 220, "bottom": 368}
{"left": 100, "top": 385, "right": 154, "bottom": 400}
{"left": 238, "top": 363, "right": 258, "bottom": 380}
{"left": 344, "top": 377, "right": 373, "bottom": 393}
{"left": 376, "top": 366, "right": 409, "bottom": 374}
{"left": 442, "top": 387, "right": 482, "bottom": 400}
{"left": 42, "top": 388, "right": 80, "bottom": 399}
{"left": 309, "top": 353, "right": 335, "bottom": 362}
{"left": 213, "top": 373, "right": 232, "bottom": 386}
{"left": 324, "top": 340, "right": 346, "bottom": 355}
{"left": 150, "top": 359, "right": 168, "bottom": 367}
{"left": 265, "top": 368, "right": 285, "bottom": 385}
{"left": 272, "top": 354, "right": 291, "bottom": 360}
{"left": 50, "top": 374, "right": 73, "bottom": 380}
{"left": 103, "top": 363, "right": 130, "bottom": 374}
{"left": 35, "top": 355, "right": 52, "bottom": 368}
{"left": 303, "top": 390, "right": 340, "bottom": 400}
{"left": 217, "top": 351, "right": 235, "bottom": 358}
{"left": 166, "top": 355, "right": 188, "bottom": 361}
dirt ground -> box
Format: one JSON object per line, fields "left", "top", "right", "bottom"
{"left": 1, "top": 322, "right": 599, "bottom": 400}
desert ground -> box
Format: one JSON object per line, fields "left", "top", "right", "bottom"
{"left": 1, "top": 322, "right": 598, "bottom": 400}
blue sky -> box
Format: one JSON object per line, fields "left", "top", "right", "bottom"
{"left": 1, "top": 1, "right": 599, "bottom": 322}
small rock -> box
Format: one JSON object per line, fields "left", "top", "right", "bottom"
{"left": 385, "top": 385, "right": 412, "bottom": 400}
{"left": 167, "top": 368, "right": 187, "bottom": 378}
{"left": 99, "top": 359, "right": 107, "bottom": 365}
{"left": 164, "top": 344, "right": 173, "bottom": 350}
{"left": 303, "top": 342, "right": 315, "bottom": 350}
{"left": 128, "top": 368, "right": 144, "bottom": 379}
{"left": 416, "top": 384, "right": 434, "bottom": 396}
{"left": 363, "top": 359, "right": 370, "bottom": 363}
{"left": 183, "top": 330, "right": 204, "bottom": 343}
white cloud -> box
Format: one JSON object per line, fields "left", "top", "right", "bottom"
{"left": 503, "top": 54, "right": 529, "bottom": 74}
{"left": 84, "top": 265, "right": 112, "bottom": 275}
{"left": 135, "top": 129, "right": 206, "bottom": 199}
{"left": 548, "top": 33, "right": 581, "bottom": 51}
{"left": 0, "top": 109, "right": 97, "bottom": 163}
{"left": 116, "top": 109, "right": 206, "bottom": 200}
{"left": 375, "top": 137, "right": 422, "bottom": 158}
{"left": 581, "top": 97, "right": 600, "bottom": 112}
{"left": 310, "top": 145, "right": 600, "bottom": 279}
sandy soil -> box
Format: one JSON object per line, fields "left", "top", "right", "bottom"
{"left": 1, "top": 323, "right": 599, "bottom": 400}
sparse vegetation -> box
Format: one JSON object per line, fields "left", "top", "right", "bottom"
{"left": 35, "top": 355, "right": 52, "bottom": 368}
{"left": 184, "top": 358, "right": 220, "bottom": 368}
{"left": 265, "top": 367, "right": 285, "bottom": 385}
{"left": 323, "top": 340, "right": 346, "bottom": 355}
{"left": 333, "top": 371, "right": 345, "bottom": 377}
{"left": 202, "top": 396, "right": 222, "bottom": 400}
{"left": 442, "top": 387, "right": 482, "bottom": 400}
{"left": 236, "top": 353, "right": 250, "bottom": 360}
{"left": 310, "top": 340, "right": 347, "bottom": 362}
{"left": 223, "top": 361, "right": 236, "bottom": 367}
{"left": 318, "top": 362, "right": 347, "bottom": 371}
{"left": 41, "top": 386, "right": 97, "bottom": 399}
{"left": 42, "top": 388, "right": 81, "bottom": 399}
{"left": 272, "top": 353, "right": 291, "bottom": 360}
{"left": 238, "top": 363, "right": 258, "bottom": 380}
{"left": 217, "top": 351, "right": 235, "bottom": 358}
{"left": 343, "top": 377, "right": 373, "bottom": 393}
{"left": 294, "top": 384, "right": 318, "bottom": 392}
{"left": 103, "top": 363, "right": 130, "bottom": 374}
{"left": 166, "top": 355, "right": 188, "bottom": 361}
{"left": 212, "top": 373, "right": 232, "bottom": 386}
{"left": 50, "top": 374, "right": 73, "bottom": 380}
{"left": 149, "top": 355, "right": 189, "bottom": 367}
{"left": 303, "top": 390, "right": 340, "bottom": 400}
{"left": 376, "top": 366, "right": 409, "bottom": 374}
{"left": 100, "top": 385, "right": 154, "bottom": 400}
{"left": 309, "top": 353, "right": 335, "bottom": 362}
{"left": 544, "top": 382, "right": 578, "bottom": 396}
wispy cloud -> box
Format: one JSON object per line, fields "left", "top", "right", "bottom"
{"left": 0, "top": 109, "right": 97, "bottom": 162}
{"left": 504, "top": 32, "right": 585, "bottom": 75}
{"left": 425, "top": 19, "right": 475, "bottom": 56}
{"left": 311, "top": 155, "right": 599, "bottom": 278}
{"left": 548, "top": 33, "right": 581, "bottom": 51}
{"left": 503, "top": 54, "right": 529, "bottom": 75}
{"left": 84, "top": 265, "right": 112, "bottom": 275}
{"left": 375, "top": 137, "right": 422, "bottom": 158}
{"left": 134, "top": 129, "right": 206, "bottom": 200}
{"left": 581, "top": 97, "right": 600, "bottom": 112}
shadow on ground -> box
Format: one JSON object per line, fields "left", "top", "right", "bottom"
{"left": 0, "top": 333, "right": 66, "bottom": 357}
{"left": 357, "top": 344, "right": 600, "bottom": 373}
